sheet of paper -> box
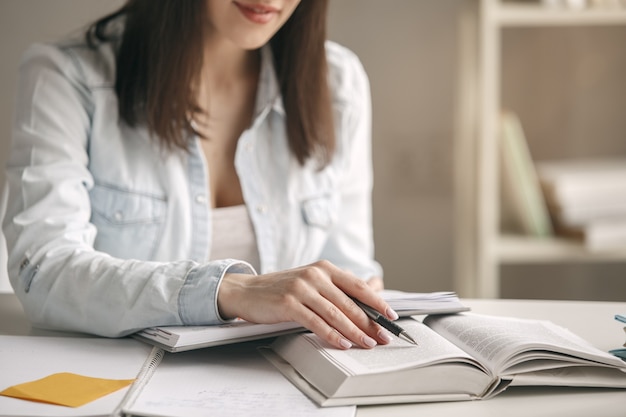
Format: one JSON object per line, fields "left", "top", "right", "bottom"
{"left": 0, "top": 372, "right": 134, "bottom": 407}
{"left": 122, "top": 341, "right": 355, "bottom": 417}
{"left": 0, "top": 336, "right": 152, "bottom": 417}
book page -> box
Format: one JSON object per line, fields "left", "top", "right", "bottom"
{"left": 510, "top": 366, "right": 626, "bottom": 388}
{"left": 306, "top": 319, "right": 487, "bottom": 376}
{"left": 423, "top": 313, "right": 626, "bottom": 375}
{"left": 122, "top": 341, "right": 355, "bottom": 417}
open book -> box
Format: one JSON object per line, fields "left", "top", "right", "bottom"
{"left": 265, "top": 313, "right": 626, "bottom": 406}
{"left": 134, "top": 291, "right": 468, "bottom": 352}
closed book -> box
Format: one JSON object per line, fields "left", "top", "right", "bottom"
{"left": 499, "top": 111, "right": 553, "bottom": 236}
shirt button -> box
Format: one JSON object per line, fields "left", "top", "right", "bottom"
{"left": 256, "top": 204, "right": 267, "bottom": 214}
{"left": 114, "top": 211, "right": 123, "bottom": 221}
{"left": 195, "top": 194, "right": 207, "bottom": 204}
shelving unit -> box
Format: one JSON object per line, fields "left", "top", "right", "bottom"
{"left": 454, "top": 0, "right": 626, "bottom": 298}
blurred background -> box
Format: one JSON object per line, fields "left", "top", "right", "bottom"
{"left": 1, "top": 0, "right": 625, "bottom": 300}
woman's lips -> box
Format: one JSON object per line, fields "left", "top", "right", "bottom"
{"left": 234, "top": 2, "right": 279, "bottom": 24}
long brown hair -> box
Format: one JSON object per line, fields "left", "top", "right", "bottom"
{"left": 86, "top": 0, "right": 335, "bottom": 166}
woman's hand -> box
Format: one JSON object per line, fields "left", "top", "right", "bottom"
{"left": 366, "top": 276, "right": 384, "bottom": 291}
{"left": 217, "top": 260, "right": 396, "bottom": 350}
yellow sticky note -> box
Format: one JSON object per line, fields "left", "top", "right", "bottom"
{"left": 0, "top": 372, "right": 135, "bottom": 407}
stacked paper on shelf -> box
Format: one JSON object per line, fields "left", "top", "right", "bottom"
{"left": 536, "top": 157, "right": 626, "bottom": 251}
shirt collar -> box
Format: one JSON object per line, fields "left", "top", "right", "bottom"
{"left": 253, "top": 44, "right": 285, "bottom": 124}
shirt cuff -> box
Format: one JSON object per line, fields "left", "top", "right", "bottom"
{"left": 178, "top": 259, "right": 257, "bottom": 325}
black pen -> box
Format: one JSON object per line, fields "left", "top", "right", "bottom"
{"left": 351, "top": 298, "right": 418, "bottom": 345}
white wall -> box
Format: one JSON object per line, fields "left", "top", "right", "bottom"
{"left": 0, "top": 1, "right": 124, "bottom": 292}
{"left": 328, "top": 0, "right": 462, "bottom": 294}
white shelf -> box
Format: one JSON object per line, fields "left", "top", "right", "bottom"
{"left": 494, "top": 5, "right": 626, "bottom": 27}
{"left": 453, "top": 0, "right": 626, "bottom": 298}
{"left": 497, "top": 235, "right": 626, "bottom": 263}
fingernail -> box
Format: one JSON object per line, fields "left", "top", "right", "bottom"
{"left": 339, "top": 338, "right": 353, "bottom": 349}
{"left": 378, "top": 329, "right": 393, "bottom": 344}
{"left": 362, "top": 335, "right": 377, "bottom": 348}
{"left": 386, "top": 307, "right": 399, "bottom": 320}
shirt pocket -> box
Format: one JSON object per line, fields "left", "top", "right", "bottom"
{"left": 89, "top": 183, "right": 167, "bottom": 261}
{"left": 301, "top": 194, "right": 339, "bottom": 230}
{"left": 292, "top": 193, "right": 339, "bottom": 265}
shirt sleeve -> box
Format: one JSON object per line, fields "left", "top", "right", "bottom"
{"left": 2, "top": 42, "right": 255, "bottom": 337}
{"left": 318, "top": 42, "right": 383, "bottom": 281}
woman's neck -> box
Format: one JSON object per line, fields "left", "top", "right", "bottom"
{"left": 201, "top": 36, "right": 260, "bottom": 93}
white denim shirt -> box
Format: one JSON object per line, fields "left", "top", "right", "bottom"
{"left": 3, "top": 34, "right": 382, "bottom": 337}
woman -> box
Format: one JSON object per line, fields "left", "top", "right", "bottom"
{"left": 2, "top": 0, "right": 394, "bottom": 350}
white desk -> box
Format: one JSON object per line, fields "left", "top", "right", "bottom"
{"left": 1, "top": 294, "right": 625, "bottom": 416}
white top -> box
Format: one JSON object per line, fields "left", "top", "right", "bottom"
{"left": 210, "top": 205, "right": 261, "bottom": 272}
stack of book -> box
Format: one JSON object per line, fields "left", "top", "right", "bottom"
{"left": 536, "top": 157, "right": 626, "bottom": 251}
{"left": 610, "top": 314, "right": 626, "bottom": 360}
